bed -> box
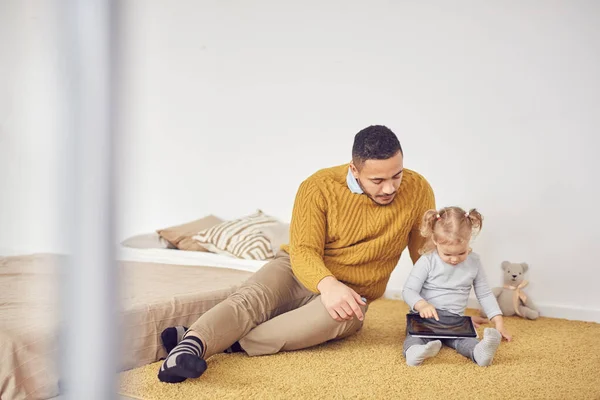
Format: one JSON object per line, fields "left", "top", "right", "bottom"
{"left": 0, "top": 248, "right": 267, "bottom": 400}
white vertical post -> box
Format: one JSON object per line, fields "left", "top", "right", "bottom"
{"left": 60, "top": 0, "right": 118, "bottom": 398}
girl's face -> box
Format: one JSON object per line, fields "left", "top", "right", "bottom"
{"left": 435, "top": 241, "right": 470, "bottom": 265}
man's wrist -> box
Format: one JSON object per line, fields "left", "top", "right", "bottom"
{"left": 317, "top": 275, "right": 337, "bottom": 293}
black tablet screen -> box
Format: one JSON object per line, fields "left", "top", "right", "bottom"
{"left": 406, "top": 313, "right": 477, "bottom": 338}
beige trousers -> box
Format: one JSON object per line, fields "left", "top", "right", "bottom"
{"left": 190, "top": 251, "right": 368, "bottom": 359}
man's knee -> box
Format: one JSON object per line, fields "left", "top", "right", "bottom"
{"left": 227, "top": 283, "right": 271, "bottom": 320}
{"left": 334, "top": 321, "right": 364, "bottom": 341}
{"left": 334, "top": 306, "right": 367, "bottom": 340}
{"left": 239, "top": 299, "right": 367, "bottom": 356}
{"left": 320, "top": 301, "right": 368, "bottom": 341}
{"left": 243, "top": 255, "right": 309, "bottom": 301}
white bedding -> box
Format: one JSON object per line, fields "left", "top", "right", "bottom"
{"left": 117, "top": 246, "right": 268, "bottom": 272}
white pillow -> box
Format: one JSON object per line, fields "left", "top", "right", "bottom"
{"left": 121, "top": 232, "right": 175, "bottom": 249}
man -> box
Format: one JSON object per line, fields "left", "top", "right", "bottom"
{"left": 158, "top": 125, "right": 435, "bottom": 383}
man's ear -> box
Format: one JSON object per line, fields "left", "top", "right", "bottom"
{"left": 501, "top": 261, "right": 511, "bottom": 271}
{"left": 521, "top": 263, "right": 529, "bottom": 273}
{"left": 349, "top": 161, "right": 360, "bottom": 178}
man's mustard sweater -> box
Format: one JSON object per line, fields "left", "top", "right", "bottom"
{"left": 281, "top": 163, "right": 435, "bottom": 301}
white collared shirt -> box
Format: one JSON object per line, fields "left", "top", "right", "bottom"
{"left": 346, "top": 167, "right": 363, "bottom": 194}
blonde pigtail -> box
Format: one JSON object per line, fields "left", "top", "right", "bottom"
{"left": 420, "top": 209, "right": 439, "bottom": 239}
{"left": 419, "top": 209, "right": 440, "bottom": 255}
{"left": 467, "top": 208, "right": 483, "bottom": 235}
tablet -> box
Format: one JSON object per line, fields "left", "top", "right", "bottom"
{"left": 406, "top": 313, "right": 478, "bottom": 339}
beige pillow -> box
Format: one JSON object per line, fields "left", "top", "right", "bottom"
{"left": 121, "top": 232, "right": 176, "bottom": 249}
{"left": 192, "top": 210, "right": 278, "bottom": 260}
{"left": 261, "top": 222, "right": 290, "bottom": 254}
{"left": 157, "top": 215, "right": 224, "bottom": 251}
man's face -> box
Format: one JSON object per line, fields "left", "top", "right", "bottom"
{"left": 350, "top": 151, "right": 404, "bottom": 206}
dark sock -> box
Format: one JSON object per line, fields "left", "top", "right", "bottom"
{"left": 157, "top": 335, "right": 207, "bottom": 383}
{"left": 161, "top": 326, "right": 189, "bottom": 354}
{"left": 162, "top": 325, "right": 244, "bottom": 355}
{"left": 224, "top": 341, "right": 244, "bottom": 354}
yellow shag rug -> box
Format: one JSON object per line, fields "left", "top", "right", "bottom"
{"left": 119, "top": 299, "right": 600, "bottom": 400}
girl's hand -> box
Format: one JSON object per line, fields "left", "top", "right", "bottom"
{"left": 415, "top": 301, "right": 439, "bottom": 321}
{"left": 497, "top": 326, "right": 512, "bottom": 341}
{"left": 472, "top": 316, "right": 489, "bottom": 329}
{"left": 490, "top": 315, "right": 512, "bottom": 341}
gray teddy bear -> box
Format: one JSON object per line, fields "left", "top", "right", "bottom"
{"left": 481, "top": 261, "right": 539, "bottom": 320}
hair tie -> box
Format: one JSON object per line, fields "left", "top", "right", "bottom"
{"left": 465, "top": 212, "right": 470, "bottom": 218}
{"left": 436, "top": 213, "right": 441, "bottom": 220}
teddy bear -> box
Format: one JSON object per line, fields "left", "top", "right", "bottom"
{"left": 481, "top": 261, "right": 539, "bottom": 320}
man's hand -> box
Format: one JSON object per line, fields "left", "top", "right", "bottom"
{"left": 317, "top": 276, "right": 366, "bottom": 322}
{"left": 413, "top": 300, "right": 439, "bottom": 321}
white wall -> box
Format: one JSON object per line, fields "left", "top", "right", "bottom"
{"left": 0, "top": 0, "right": 68, "bottom": 255}
{"left": 2, "top": 1, "right": 599, "bottom": 321}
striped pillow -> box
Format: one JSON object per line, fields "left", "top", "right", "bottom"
{"left": 192, "top": 210, "right": 278, "bottom": 260}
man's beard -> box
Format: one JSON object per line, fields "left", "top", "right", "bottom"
{"left": 356, "top": 178, "right": 396, "bottom": 206}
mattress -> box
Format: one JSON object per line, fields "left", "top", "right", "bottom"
{"left": 0, "top": 250, "right": 260, "bottom": 400}
{"left": 117, "top": 246, "right": 268, "bottom": 271}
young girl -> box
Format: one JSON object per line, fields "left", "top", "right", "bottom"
{"left": 402, "top": 206, "right": 511, "bottom": 367}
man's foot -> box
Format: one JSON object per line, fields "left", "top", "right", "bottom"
{"left": 224, "top": 341, "right": 244, "bottom": 353}
{"left": 161, "top": 326, "right": 188, "bottom": 354}
{"left": 405, "top": 340, "right": 442, "bottom": 366}
{"left": 161, "top": 325, "right": 244, "bottom": 354}
{"left": 474, "top": 328, "right": 502, "bottom": 366}
{"left": 158, "top": 335, "right": 207, "bottom": 383}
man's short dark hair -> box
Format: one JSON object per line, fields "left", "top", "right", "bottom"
{"left": 352, "top": 125, "right": 403, "bottom": 169}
